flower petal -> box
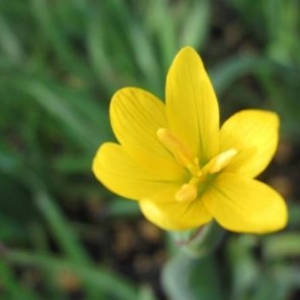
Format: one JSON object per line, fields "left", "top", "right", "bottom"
{"left": 140, "top": 188, "right": 212, "bottom": 230}
{"left": 166, "top": 47, "right": 219, "bottom": 164}
{"left": 220, "top": 110, "right": 279, "bottom": 178}
{"left": 110, "top": 87, "right": 171, "bottom": 158}
{"left": 203, "top": 173, "right": 288, "bottom": 233}
{"left": 92, "top": 143, "right": 183, "bottom": 200}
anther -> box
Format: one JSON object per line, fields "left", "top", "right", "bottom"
{"left": 157, "top": 128, "right": 194, "bottom": 169}
{"left": 209, "top": 148, "right": 237, "bottom": 174}
{"left": 175, "top": 184, "right": 198, "bottom": 202}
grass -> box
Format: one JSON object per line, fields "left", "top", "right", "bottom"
{"left": 0, "top": 0, "right": 300, "bottom": 299}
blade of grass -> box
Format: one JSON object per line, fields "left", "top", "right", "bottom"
{"left": 106, "top": 197, "right": 140, "bottom": 218}
{"left": 34, "top": 188, "right": 91, "bottom": 264}
{"left": 128, "top": 23, "right": 162, "bottom": 93}
{"left": 29, "top": 0, "right": 91, "bottom": 81}
{"left": 263, "top": 233, "right": 300, "bottom": 259}
{"left": 179, "top": 0, "right": 210, "bottom": 49}
{"left": 49, "top": 85, "right": 112, "bottom": 142}
{"left": 53, "top": 154, "right": 91, "bottom": 174}
{"left": 33, "top": 187, "right": 105, "bottom": 300}
{"left": 0, "top": 15, "right": 24, "bottom": 64}
{"left": 6, "top": 250, "right": 138, "bottom": 300}
{"left": 0, "top": 256, "right": 39, "bottom": 300}
{"left": 20, "top": 80, "right": 99, "bottom": 152}
{"left": 210, "top": 55, "right": 268, "bottom": 95}
{"left": 153, "top": 0, "right": 177, "bottom": 73}
{"left": 86, "top": 9, "right": 119, "bottom": 95}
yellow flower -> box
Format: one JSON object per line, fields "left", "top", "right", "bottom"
{"left": 93, "top": 47, "right": 287, "bottom": 233}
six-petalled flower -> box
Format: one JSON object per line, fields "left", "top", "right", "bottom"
{"left": 93, "top": 47, "right": 287, "bottom": 233}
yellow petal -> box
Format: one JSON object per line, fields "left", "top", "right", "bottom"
{"left": 220, "top": 110, "right": 279, "bottom": 178}
{"left": 110, "top": 87, "right": 184, "bottom": 175}
{"left": 92, "top": 143, "right": 182, "bottom": 200}
{"left": 166, "top": 47, "right": 219, "bottom": 164}
{"left": 203, "top": 173, "right": 288, "bottom": 233}
{"left": 140, "top": 188, "right": 212, "bottom": 230}
{"left": 110, "top": 87, "right": 171, "bottom": 159}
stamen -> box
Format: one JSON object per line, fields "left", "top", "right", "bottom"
{"left": 208, "top": 149, "right": 237, "bottom": 174}
{"left": 175, "top": 184, "right": 198, "bottom": 202}
{"left": 197, "top": 170, "right": 203, "bottom": 177}
{"left": 157, "top": 128, "right": 194, "bottom": 169}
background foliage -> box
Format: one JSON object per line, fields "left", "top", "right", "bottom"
{"left": 0, "top": 0, "right": 300, "bottom": 299}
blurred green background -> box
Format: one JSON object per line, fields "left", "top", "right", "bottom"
{"left": 1, "top": 0, "right": 300, "bottom": 299}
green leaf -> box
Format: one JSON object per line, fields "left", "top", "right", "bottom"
{"left": 170, "top": 222, "right": 225, "bottom": 258}
{"left": 227, "top": 235, "right": 259, "bottom": 300}
{"left": 263, "top": 233, "right": 300, "bottom": 259}
{"left": 138, "top": 284, "right": 158, "bottom": 300}
{"left": 271, "top": 264, "right": 300, "bottom": 289}
{"left": 251, "top": 275, "right": 291, "bottom": 300}
{"left": 162, "top": 251, "right": 224, "bottom": 300}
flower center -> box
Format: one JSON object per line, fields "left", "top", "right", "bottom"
{"left": 157, "top": 128, "right": 237, "bottom": 202}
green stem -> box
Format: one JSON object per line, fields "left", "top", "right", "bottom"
{"left": 170, "top": 221, "right": 226, "bottom": 258}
